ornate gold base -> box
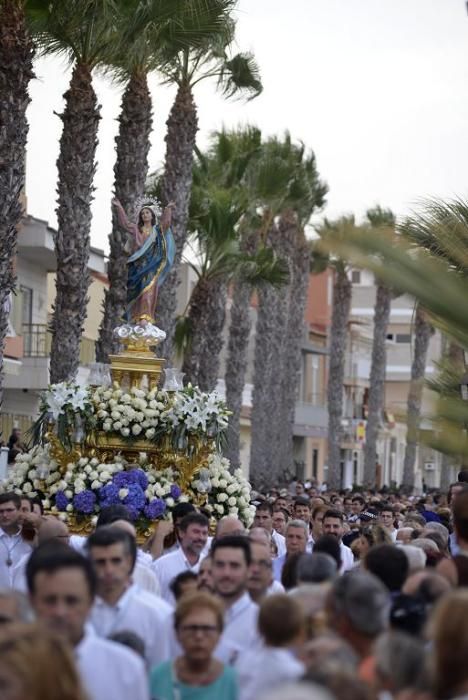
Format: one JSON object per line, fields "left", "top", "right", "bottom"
{"left": 109, "top": 349, "right": 165, "bottom": 390}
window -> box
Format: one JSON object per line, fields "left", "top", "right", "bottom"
{"left": 386, "top": 333, "right": 394, "bottom": 341}
{"left": 395, "top": 333, "right": 411, "bottom": 343}
{"left": 20, "top": 286, "right": 33, "bottom": 326}
{"left": 351, "top": 270, "right": 361, "bottom": 284}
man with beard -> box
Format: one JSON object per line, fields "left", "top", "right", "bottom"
{"left": 152, "top": 513, "right": 209, "bottom": 604}
{"left": 322, "top": 509, "right": 354, "bottom": 572}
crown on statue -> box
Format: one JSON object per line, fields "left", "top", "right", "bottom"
{"left": 134, "top": 195, "right": 162, "bottom": 220}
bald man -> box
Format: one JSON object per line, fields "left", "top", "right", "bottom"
{"left": 37, "top": 516, "right": 70, "bottom": 545}
{"left": 11, "top": 515, "right": 69, "bottom": 591}
{"left": 216, "top": 516, "right": 246, "bottom": 539}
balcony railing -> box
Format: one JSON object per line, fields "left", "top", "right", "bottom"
{"left": 21, "top": 324, "right": 95, "bottom": 364}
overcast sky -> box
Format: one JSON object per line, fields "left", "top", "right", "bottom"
{"left": 25, "top": 0, "right": 468, "bottom": 253}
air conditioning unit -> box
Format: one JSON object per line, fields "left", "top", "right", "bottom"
{"left": 424, "top": 462, "right": 435, "bottom": 471}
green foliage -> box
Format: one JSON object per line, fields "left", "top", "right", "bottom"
{"left": 157, "top": 3, "right": 262, "bottom": 100}
{"left": 26, "top": 0, "right": 120, "bottom": 66}
{"left": 322, "top": 196, "right": 468, "bottom": 461}
{"left": 102, "top": 0, "right": 237, "bottom": 81}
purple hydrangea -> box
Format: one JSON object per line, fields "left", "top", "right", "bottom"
{"left": 55, "top": 490, "right": 69, "bottom": 511}
{"left": 144, "top": 498, "right": 167, "bottom": 520}
{"left": 73, "top": 490, "right": 97, "bottom": 514}
{"left": 122, "top": 484, "right": 146, "bottom": 520}
{"left": 170, "top": 484, "right": 181, "bottom": 500}
{"left": 113, "top": 469, "right": 148, "bottom": 491}
{"left": 98, "top": 483, "right": 121, "bottom": 507}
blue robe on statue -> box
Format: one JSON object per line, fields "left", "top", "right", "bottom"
{"left": 125, "top": 225, "right": 176, "bottom": 323}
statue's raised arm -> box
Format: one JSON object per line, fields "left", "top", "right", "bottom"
{"left": 112, "top": 197, "right": 176, "bottom": 326}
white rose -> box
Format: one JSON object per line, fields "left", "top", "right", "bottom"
{"left": 103, "top": 422, "right": 112, "bottom": 432}
{"left": 90, "top": 471, "right": 98, "bottom": 480}
{"left": 118, "top": 488, "right": 129, "bottom": 499}
{"left": 84, "top": 465, "right": 92, "bottom": 474}
{"left": 43, "top": 498, "right": 51, "bottom": 509}
{"left": 217, "top": 493, "right": 228, "bottom": 503}
{"left": 211, "top": 478, "right": 220, "bottom": 488}
{"left": 122, "top": 428, "right": 130, "bottom": 437}
{"left": 214, "top": 504, "right": 224, "bottom": 514}
{"left": 166, "top": 497, "right": 175, "bottom": 508}
{"left": 99, "top": 472, "right": 111, "bottom": 482}
{"left": 23, "top": 483, "right": 32, "bottom": 493}
{"left": 65, "top": 490, "right": 73, "bottom": 499}
{"left": 111, "top": 411, "right": 121, "bottom": 421}
{"left": 66, "top": 504, "right": 73, "bottom": 512}
{"left": 28, "top": 469, "right": 37, "bottom": 480}
{"left": 132, "top": 425, "right": 142, "bottom": 436}
{"left": 113, "top": 421, "right": 122, "bottom": 431}
{"left": 226, "top": 484, "right": 237, "bottom": 495}
{"left": 228, "top": 496, "right": 237, "bottom": 507}
{"left": 91, "top": 480, "right": 100, "bottom": 490}
{"left": 145, "top": 428, "right": 155, "bottom": 440}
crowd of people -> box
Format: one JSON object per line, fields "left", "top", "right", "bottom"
{"left": 1, "top": 472, "right": 468, "bottom": 699}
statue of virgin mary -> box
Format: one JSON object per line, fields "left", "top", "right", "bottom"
{"left": 112, "top": 197, "right": 176, "bottom": 326}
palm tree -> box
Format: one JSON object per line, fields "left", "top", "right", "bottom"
{"left": 0, "top": 0, "right": 34, "bottom": 405}
{"left": 154, "top": 12, "right": 262, "bottom": 363}
{"left": 28, "top": 0, "right": 119, "bottom": 383}
{"left": 249, "top": 136, "right": 327, "bottom": 486}
{"left": 320, "top": 197, "right": 468, "bottom": 476}
{"left": 174, "top": 129, "right": 287, "bottom": 391}
{"left": 96, "top": 0, "right": 234, "bottom": 362}
{"left": 402, "top": 306, "right": 434, "bottom": 491}
{"left": 314, "top": 217, "right": 359, "bottom": 490}
{"left": 362, "top": 205, "right": 396, "bottom": 488}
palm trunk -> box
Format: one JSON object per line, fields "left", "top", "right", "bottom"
{"left": 96, "top": 70, "right": 152, "bottom": 363}
{"left": 250, "top": 224, "right": 285, "bottom": 487}
{"left": 401, "top": 306, "right": 434, "bottom": 491}
{"left": 363, "top": 284, "right": 392, "bottom": 487}
{"left": 181, "top": 277, "right": 227, "bottom": 392}
{"left": 327, "top": 267, "right": 352, "bottom": 490}
{"left": 277, "top": 220, "right": 310, "bottom": 473}
{"left": 156, "top": 81, "right": 198, "bottom": 362}
{"left": 0, "top": 0, "right": 33, "bottom": 405}
{"left": 49, "top": 63, "right": 100, "bottom": 384}
{"left": 224, "top": 229, "right": 258, "bottom": 468}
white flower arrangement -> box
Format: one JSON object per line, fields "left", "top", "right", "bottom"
{"left": 189, "top": 453, "right": 255, "bottom": 526}
{"left": 92, "top": 385, "right": 167, "bottom": 442}
{"left": 43, "top": 382, "right": 91, "bottom": 420}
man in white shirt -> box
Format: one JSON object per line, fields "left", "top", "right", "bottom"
{"left": 211, "top": 535, "right": 260, "bottom": 665}
{"left": 86, "top": 525, "right": 170, "bottom": 668}
{"left": 247, "top": 539, "right": 283, "bottom": 602}
{"left": 151, "top": 512, "right": 209, "bottom": 605}
{"left": 0, "top": 492, "right": 32, "bottom": 589}
{"left": 322, "top": 509, "right": 354, "bottom": 572}
{"left": 110, "top": 518, "right": 161, "bottom": 596}
{"left": 380, "top": 504, "right": 398, "bottom": 542}
{"left": 26, "top": 541, "right": 149, "bottom": 700}
{"left": 272, "top": 519, "right": 308, "bottom": 582}
{"left": 253, "top": 501, "right": 286, "bottom": 557}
